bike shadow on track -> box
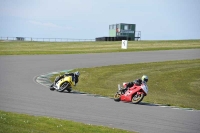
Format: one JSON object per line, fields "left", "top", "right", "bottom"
{"left": 60, "top": 90, "right": 160, "bottom": 107}
{"left": 50, "top": 87, "right": 196, "bottom": 110}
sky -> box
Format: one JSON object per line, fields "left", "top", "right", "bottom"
{"left": 0, "top": 0, "right": 200, "bottom": 40}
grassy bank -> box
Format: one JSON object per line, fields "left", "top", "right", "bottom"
{"left": 0, "top": 110, "right": 135, "bottom": 133}
{"left": 51, "top": 59, "right": 200, "bottom": 110}
{"left": 0, "top": 40, "right": 200, "bottom": 55}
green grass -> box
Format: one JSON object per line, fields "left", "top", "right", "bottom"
{"left": 51, "top": 59, "right": 200, "bottom": 110}
{"left": 0, "top": 40, "right": 200, "bottom": 55}
{"left": 0, "top": 110, "right": 135, "bottom": 133}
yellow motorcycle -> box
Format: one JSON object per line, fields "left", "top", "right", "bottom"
{"left": 50, "top": 75, "right": 75, "bottom": 92}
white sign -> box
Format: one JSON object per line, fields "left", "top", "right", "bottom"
{"left": 121, "top": 40, "right": 128, "bottom": 49}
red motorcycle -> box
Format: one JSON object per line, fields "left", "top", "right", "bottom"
{"left": 114, "top": 82, "right": 148, "bottom": 104}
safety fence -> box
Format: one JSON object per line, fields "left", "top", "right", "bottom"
{"left": 0, "top": 37, "right": 95, "bottom": 42}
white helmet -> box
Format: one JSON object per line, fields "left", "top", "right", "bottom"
{"left": 142, "top": 75, "right": 148, "bottom": 82}
{"left": 74, "top": 71, "right": 80, "bottom": 77}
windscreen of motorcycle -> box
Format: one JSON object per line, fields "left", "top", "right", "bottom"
{"left": 141, "top": 84, "right": 148, "bottom": 94}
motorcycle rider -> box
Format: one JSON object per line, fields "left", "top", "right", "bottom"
{"left": 55, "top": 71, "right": 80, "bottom": 86}
{"left": 65, "top": 71, "right": 80, "bottom": 86}
{"left": 121, "top": 75, "right": 148, "bottom": 93}
{"left": 50, "top": 71, "right": 80, "bottom": 90}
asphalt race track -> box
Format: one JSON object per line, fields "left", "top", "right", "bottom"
{"left": 0, "top": 49, "right": 200, "bottom": 133}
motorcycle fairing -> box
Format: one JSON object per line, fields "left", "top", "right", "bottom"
{"left": 54, "top": 76, "right": 74, "bottom": 90}
{"left": 120, "top": 84, "right": 147, "bottom": 102}
{"left": 141, "top": 84, "right": 148, "bottom": 94}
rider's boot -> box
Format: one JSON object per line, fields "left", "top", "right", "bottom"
{"left": 121, "top": 87, "right": 128, "bottom": 94}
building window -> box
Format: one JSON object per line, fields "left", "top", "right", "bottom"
{"left": 129, "top": 25, "right": 132, "bottom": 30}
{"left": 111, "top": 24, "right": 116, "bottom": 29}
{"left": 124, "top": 25, "right": 128, "bottom": 30}
{"left": 116, "top": 24, "right": 119, "bottom": 28}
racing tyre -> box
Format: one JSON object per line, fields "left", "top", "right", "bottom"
{"left": 114, "top": 93, "right": 121, "bottom": 102}
{"left": 131, "top": 93, "right": 144, "bottom": 104}
{"left": 66, "top": 88, "right": 72, "bottom": 93}
{"left": 50, "top": 87, "right": 55, "bottom": 91}
{"left": 50, "top": 84, "right": 55, "bottom": 91}
{"left": 57, "top": 82, "right": 69, "bottom": 92}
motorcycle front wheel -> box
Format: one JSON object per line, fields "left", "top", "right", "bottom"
{"left": 131, "top": 93, "right": 144, "bottom": 104}
{"left": 114, "top": 93, "right": 121, "bottom": 102}
{"left": 49, "top": 84, "right": 55, "bottom": 91}
{"left": 57, "top": 82, "right": 69, "bottom": 92}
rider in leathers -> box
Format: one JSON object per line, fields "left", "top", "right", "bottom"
{"left": 122, "top": 75, "right": 148, "bottom": 93}
{"left": 55, "top": 71, "right": 80, "bottom": 86}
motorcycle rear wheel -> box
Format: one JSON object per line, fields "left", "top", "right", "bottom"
{"left": 66, "top": 88, "right": 72, "bottom": 93}
{"left": 114, "top": 93, "right": 121, "bottom": 102}
{"left": 131, "top": 93, "right": 144, "bottom": 104}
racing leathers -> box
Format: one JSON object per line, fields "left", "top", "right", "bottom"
{"left": 55, "top": 72, "right": 79, "bottom": 86}
{"left": 65, "top": 73, "right": 79, "bottom": 86}
{"left": 122, "top": 79, "right": 142, "bottom": 93}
